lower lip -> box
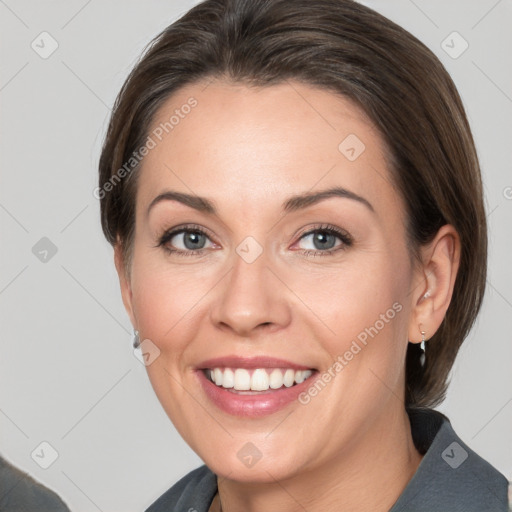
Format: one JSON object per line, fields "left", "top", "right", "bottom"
{"left": 196, "top": 369, "right": 318, "bottom": 418}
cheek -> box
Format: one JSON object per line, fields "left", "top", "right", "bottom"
{"left": 131, "top": 268, "right": 204, "bottom": 336}
{"left": 282, "top": 249, "right": 410, "bottom": 384}
{"left": 291, "top": 263, "right": 410, "bottom": 425}
{"left": 129, "top": 255, "right": 219, "bottom": 373}
{"left": 129, "top": 265, "right": 209, "bottom": 424}
{"left": 282, "top": 249, "right": 406, "bottom": 333}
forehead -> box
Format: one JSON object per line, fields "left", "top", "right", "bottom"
{"left": 136, "top": 79, "right": 400, "bottom": 218}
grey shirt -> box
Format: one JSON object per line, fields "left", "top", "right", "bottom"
{"left": 145, "top": 408, "right": 510, "bottom": 511}
{"left": 0, "top": 455, "right": 70, "bottom": 512}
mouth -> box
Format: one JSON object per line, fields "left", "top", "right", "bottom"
{"left": 194, "top": 356, "right": 319, "bottom": 417}
{"left": 202, "top": 367, "right": 316, "bottom": 394}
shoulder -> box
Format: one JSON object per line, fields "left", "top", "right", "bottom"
{"left": 391, "top": 408, "right": 510, "bottom": 512}
{"left": 0, "top": 455, "right": 70, "bottom": 512}
{"left": 145, "top": 465, "right": 217, "bottom": 512}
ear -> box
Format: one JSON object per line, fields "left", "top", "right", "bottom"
{"left": 114, "top": 241, "right": 137, "bottom": 330}
{"left": 408, "top": 224, "right": 461, "bottom": 343}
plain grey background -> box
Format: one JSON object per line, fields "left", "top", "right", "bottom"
{"left": 1, "top": 1, "right": 511, "bottom": 510}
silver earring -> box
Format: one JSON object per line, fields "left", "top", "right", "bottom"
{"left": 420, "top": 330, "right": 426, "bottom": 367}
{"left": 133, "top": 329, "right": 140, "bottom": 349}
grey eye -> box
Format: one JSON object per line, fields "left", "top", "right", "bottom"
{"left": 298, "top": 231, "right": 340, "bottom": 251}
{"left": 170, "top": 231, "right": 210, "bottom": 250}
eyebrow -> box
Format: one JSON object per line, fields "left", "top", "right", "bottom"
{"left": 146, "top": 186, "right": 374, "bottom": 217}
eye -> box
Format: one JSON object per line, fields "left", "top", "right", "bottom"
{"left": 156, "top": 223, "right": 351, "bottom": 257}
{"left": 294, "top": 224, "right": 352, "bottom": 255}
{"left": 156, "top": 225, "right": 217, "bottom": 256}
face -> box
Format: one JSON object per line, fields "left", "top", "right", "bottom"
{"left": 117, "top": 80, "right": 421, "bottom": 482}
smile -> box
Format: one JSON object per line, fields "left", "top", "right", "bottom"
{"left": 204, "top": 367, "right": 314, "bottom": 392}
{"left": 195, "top": 356, "right": 319, "bottom": 416}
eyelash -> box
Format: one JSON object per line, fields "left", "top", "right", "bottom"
{"left": 156, "top": 223, "right": 353, "bottom": 258}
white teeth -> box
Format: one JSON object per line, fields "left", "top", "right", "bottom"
{"left": 283, "top": 369, "right": 296, "bottom": 387}
{"left": 213, "top": 368, "right": 223, "bottom": 386}
{"left": 234, "top": 369, "right": 251, "bottom": 390}
{"left": 206, "top": 367, "right": 313, "bottom": 391}
{"left": 251, "top": 369, "right": 269, "bottom": 391}
{"left": 269, "top": 369, "right": 283, "bottom": 389}
{"left": 295, "top": 370, "right": 306, "bottom": 384}
{"left": 222, "top": 368, "right": 234, "bottom": 388}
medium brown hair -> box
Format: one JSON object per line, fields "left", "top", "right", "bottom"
{"left": 98, "top": 0, "right": 487, "bottom": 408}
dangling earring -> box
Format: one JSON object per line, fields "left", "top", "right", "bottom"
{"left": 133, "top": 329, "right": 140, "bottom": 349}
{"left": 419, "top": 329, "right": 426, "bottom": 367}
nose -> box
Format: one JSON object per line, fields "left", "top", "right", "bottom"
{"left": 210, "top": 247, "right": 292, "bottom": 338}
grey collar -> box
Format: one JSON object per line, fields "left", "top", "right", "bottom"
{"left": 147, "top": 407, "right": 509, "bottom": 512}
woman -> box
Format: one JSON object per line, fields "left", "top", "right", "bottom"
{"left": 98, "top": 0, "right": 509, "bottom": 510}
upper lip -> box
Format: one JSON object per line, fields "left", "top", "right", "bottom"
{"left": 197, "top": 356, "right": 315, "bottom": 371}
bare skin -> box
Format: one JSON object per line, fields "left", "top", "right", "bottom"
{"left": 114, "top": 79, "right": 460, "bottom": 512}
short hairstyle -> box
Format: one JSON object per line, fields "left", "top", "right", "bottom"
{"left": 98, "top": 0, "right": 487, "bottom": 409}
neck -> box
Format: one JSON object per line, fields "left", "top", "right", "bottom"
{"left": 212, "top": 406, "right": 423, "bottom": 512}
